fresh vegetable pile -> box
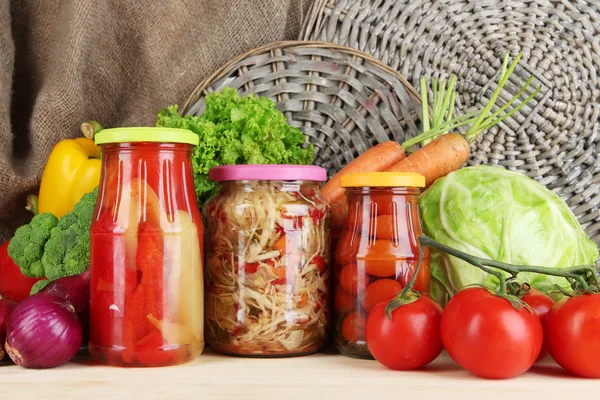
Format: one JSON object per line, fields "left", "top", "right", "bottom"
{"left": 156, "top": 88, "right": 315, "bottom": 204}
{"left": 0, "top": 271, "right": 90, "bottom": 368}
{"left": 0, "top": 51, "right": 598, "bottom": 383}
{"left": 363, "top": 233, "right": 600, "bottom": 378}
{"left": 0, "top": 122, "right": 102, "bottom": 369}
{"left": 323, "top": 54, "right": 540, "bottom": 231}
{"left": 320, "top": 52, "right": 600, "bottom": 380}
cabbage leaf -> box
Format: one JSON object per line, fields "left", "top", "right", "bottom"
{"left": 419, "top": 165, "right": 599, "bottom": 305}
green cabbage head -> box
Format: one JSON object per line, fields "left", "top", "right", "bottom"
{"left": 419, "top": 165, "right": 599, "bottom": 305}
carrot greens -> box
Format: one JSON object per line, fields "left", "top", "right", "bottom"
{"left": 403, "top": 53, "right": 541, "bottom": 149}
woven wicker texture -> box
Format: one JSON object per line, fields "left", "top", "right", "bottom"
{"left": 302, "top": 0, "right": 600, "bottom": 247}
{"left": 183, "top": 41, "right": 423, "bottom": 174}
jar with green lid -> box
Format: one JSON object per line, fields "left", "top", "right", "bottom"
{"left": 89, "top": 127, "right": 204, "bottom": 367}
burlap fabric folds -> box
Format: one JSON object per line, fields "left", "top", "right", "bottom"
{"left": 0, "top": 0, "right": 310, "bottom": 241}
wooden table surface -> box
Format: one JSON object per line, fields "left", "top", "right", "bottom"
{"left": 1, "top": 348, "right": 595, "bottom": 399}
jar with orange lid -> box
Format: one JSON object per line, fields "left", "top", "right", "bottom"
{"left": 333, "top": 172, "right": 430, "bottom": 358}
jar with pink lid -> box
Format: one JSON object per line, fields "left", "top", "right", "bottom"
{"left": 203, "top": 165, "right": 331, "bottom": 357}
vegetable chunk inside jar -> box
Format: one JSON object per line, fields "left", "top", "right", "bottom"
{"left": 203, "top": 165, "right": 331, "bottom": 357}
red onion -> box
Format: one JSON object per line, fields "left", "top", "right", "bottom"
{"left": 40, "top": 270, "right": 90, "bottom": 313}
{"left": 0, "top": 297, "right": 17, "bottom": 361}
{"left": 5, "top": 293, "right": 82, "bottom": 368}
{"left": 40, "top": 270, "right": 90, "bottom": 345}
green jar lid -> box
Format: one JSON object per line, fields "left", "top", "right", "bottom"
{"left": 95, "top": 127, "right": 198, "bottom": 146}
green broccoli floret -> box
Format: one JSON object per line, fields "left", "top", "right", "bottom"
{"left": 8, "top": 213, "right": 59, "bottom": 278}
{"left": 42, "top": 187, "right": 98, "bottom": 280}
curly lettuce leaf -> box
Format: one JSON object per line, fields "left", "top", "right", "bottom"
{"left": 157, "top": 89, "right": 314, "bottom": 204}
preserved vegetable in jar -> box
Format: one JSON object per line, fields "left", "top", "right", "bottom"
{"left": 204, "top": 165, "right": 330, "bottom": 357}
{"left": 334, "top": 172, "right": 430, "bottom": 358}
{"left": 89, "top": 127, "right": 204, "bottom": 367}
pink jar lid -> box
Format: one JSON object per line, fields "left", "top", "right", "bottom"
{"left": 208, "top": 164, "right": 327, "bottom": 182}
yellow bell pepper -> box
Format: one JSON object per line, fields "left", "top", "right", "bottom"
{"left": 37, "top": 122, "right": 103, "bottom": 218}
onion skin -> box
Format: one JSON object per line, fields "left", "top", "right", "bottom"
{"left": 40, "top": 270, "right": 89, "bottom": 313}
{"left": 0, "top": 297, "right": 17, "bottom": 361}
{"left": 40, "top": 270, "right": 90, "bottom": 344}
{"left": 6, "top": 293, "right": 82, "bottom": 368}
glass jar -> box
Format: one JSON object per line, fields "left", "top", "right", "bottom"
{"left": 89, "top": 127, "right": 205, "bottom": 367}
{"left": 203, "top": 165, "right": 331, "bottom": 357}
{"left": 333, "top": 172, "right": 430, "bottom": 358}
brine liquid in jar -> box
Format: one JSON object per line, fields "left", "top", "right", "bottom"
{"left": 333, "top": 172, "right": 430, "bottom": 358}
{"left": 203, "top": 165, "right": 331, "bottom": 357}
{"left": 89, "top": 128, "right": 205, "bottom": 367}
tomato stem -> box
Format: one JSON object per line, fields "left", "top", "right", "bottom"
{"left": 418, "top": 235, "right": 598, "bottom": 295}
{"left": 404, "top": 244, "right": 425, "bottom": 293}
{"left": 506, "top": 281, "right": 531, "bottom": 298}
{"left": 384, "top": 244, "right": 425, "bottom": 318}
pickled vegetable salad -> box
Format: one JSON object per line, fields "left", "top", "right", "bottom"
{"left": 205, "top": 183, "right": 330, "bottom": 354}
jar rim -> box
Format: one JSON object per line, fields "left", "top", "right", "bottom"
{"left": 208, "top": 165, "right": 327, "bottom": 182}
{"left": 341, "top": 172, "right": 425, "bottom": 188}
{"left": 95, "top": 127, "right": 198, "bottom": 146}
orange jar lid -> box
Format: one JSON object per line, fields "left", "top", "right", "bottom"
{"left": 340, "top": 172, "right": 425, "bottom": 188}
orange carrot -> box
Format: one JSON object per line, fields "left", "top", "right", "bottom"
{"left": 272, "top": 236, "right": 286, "bottom": 253}
{"left": 272, "top": 266, "right": 286, "bottom": 280}
{"left": 320, "top": 141, "right": 406, "bottom": 205}
{"left": 297, "top": 292, "right": 309, "bottom": 307}
{"left": 386, "top": 133, "right": 470, "bottom": 186}
{"left": 327, "top": 53, "right": 540, "bottom": 232}
{"left": 387, "top": 53, "right": 539, "bottom": 188}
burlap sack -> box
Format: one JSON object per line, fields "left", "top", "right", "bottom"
{"left": 0, "top": 0, "right": 310, "bottom": 242}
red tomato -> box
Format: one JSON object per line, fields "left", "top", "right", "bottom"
{"left": 335, "top": 229, "right": 359, "bottom": 267}
{"left": 396, "top": 255, "right": 430, "bottom": 294}
{"left": 544, "top": 294, "right": 600, "bottom": 378}
{"left": 369, "top": 193, "right": 394, "bottom": 215}
{"left": 521, "top": 288, "right": 554, "bottom": 362}
{"left": 242, "top": 262, "right": 259, "bottom": 274}
{"left": 339, "top": 264, "right": 366, "bottom": 295}
{"left": 0, "top": 241, "right": 43, "bottom": 302}
{"left": 334, "top": 285, "right": 355, "bottom": 314}
{"left": 341, "top": 312, "right": 366, "bottom": 342}
{"left": 372, "top": 214, "right": 396, "bottom": 239}
{"left": 366, "top": 294, "right": 442, "bottom": 370}
{"left": 362, "top": 279, "right": 403, "bottom": 314}
{"left": 441, "top": 288, "right": 543, "bottom": 379}
{"left": 363, "top": 240, "right": 396, "bottom": 278}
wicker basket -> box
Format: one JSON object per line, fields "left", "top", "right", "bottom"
{"left": 301, "top": 0, "right": 600, "bottom": 247}
{"left": 182, "top": 41, "right": 423, "bottom": 175}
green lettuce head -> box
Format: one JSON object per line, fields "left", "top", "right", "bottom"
{"left": 419, "top": 165, "right": 599, "bottom": 305}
